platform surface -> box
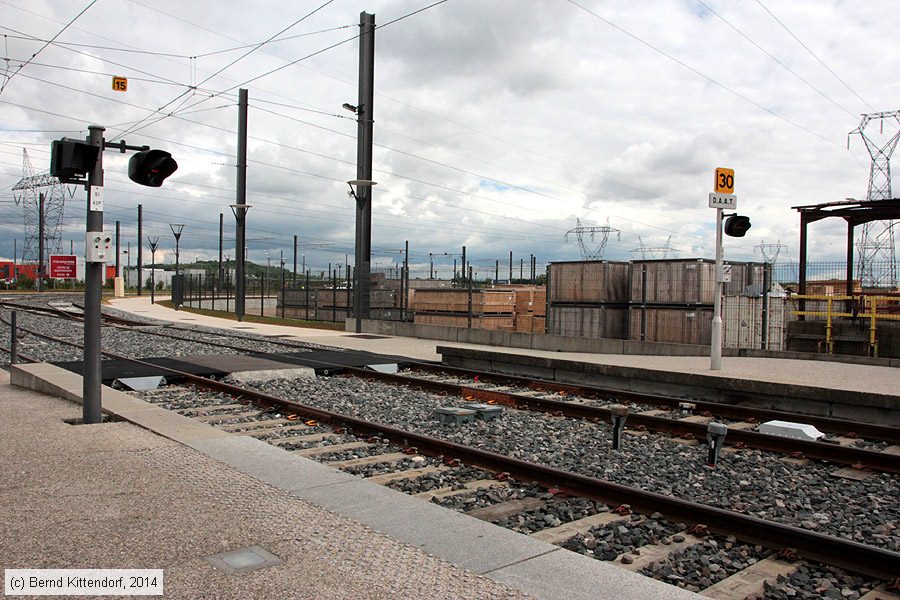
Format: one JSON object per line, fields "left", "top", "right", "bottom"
{"left": 3, "top": 366, "right": 702, "bottom": 600}
{"left": 110, "top": 296, "right": 900, "bottom": 396}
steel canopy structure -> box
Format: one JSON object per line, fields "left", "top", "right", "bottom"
{"left": 793, "top": 197, "right": 900, "bottom": 296}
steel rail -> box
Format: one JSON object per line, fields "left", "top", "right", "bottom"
{"left": 2, "top": 315, "right": 898, "bottom": 579}
{"left": 403, "top": 362, "right": 900, "bottom": 443}
{"left": 98, "top": 357, "right": 900, "bottom": 580}
{"left": 345, "top": 368, "right": 900, "bottom": 474}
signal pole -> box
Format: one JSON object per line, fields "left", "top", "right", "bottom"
{"left": 83, "top": 125, "right": 105, "bottom": 424}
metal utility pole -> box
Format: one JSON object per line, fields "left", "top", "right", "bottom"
{"left": 170, "top": 223, "right": 184, "bottom": 308}
{"left": 83, "top": 125, "right": 105, "bottom": 425}
{"left": 402, "top": 240, "right": 409, "bottom": 319}
{"left": 280, "top": 252, "right": 286, "bottom": 319}
{"left": 350, "top": 11, "right": 376, "bottom": 333}
{"left": 429, "top": 253, "right": 434, "bottom": 279}
{"left": 148, "top": 236, "right": 159, "bottom": 305}
{"left": 495, "top": 260, "right": 499, "bottom": 284}
{"left": 234, "top": 88, "right": 249, "bottom": 321}
{"left": 115, "top": 220, "right": 121, "bottom": 277}
{"left": 37, "top": 192, "right": 44, "bottom": 291}
{"left": 218, "top": 212, "right": 224, "bottom": 289}
{"left": 461, "top": 246, "right": 466, "bottom": 285}
{"left": 509, "top": 251, "right": 513, "bottom": 283}
{"left": 126, "top": 241, "right": 131, "bottom": 288}
{"left": 137, "top": 204, "right": 143, "bottom": 295}
{"left": 293, "top": 234, "right": 298, "bottom": 285}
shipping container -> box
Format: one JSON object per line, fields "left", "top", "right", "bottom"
{"left": 547, "top": 305, "right": 628, "bottom": 339}
{"left": 549, "top": 261, "right": 630, "bottom": 304}
{"left": 629, "top": 306, "right": 713, "bottom": 345}
{"left": 629, "top": 259, "right": 765, "bottom": 305}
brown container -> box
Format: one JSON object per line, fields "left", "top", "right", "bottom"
{"left": 628, "top": 306, "right": 713, "bottom": 345}
{"left": 515, "top": 314, "right": 547, "bottom": 334}
{"left": 630, "top": 260, "right": 766, "bottom": 304}
{"left": 514, "top": 288, "right": 547, "bottom": 316}
{"left": 550, "top": 261, "right": 630, "bottom": 304}
{"left": 316, "top": 288, "right": 398, "bottom": 309}
{"left": 547, "top": 305, "right": 628, "bottom": 339}
{"left": 412, "top": 289, "right": 516, "bottom": 314}
{"left": 414, "top": 313, "right": 515, "bottom": 330}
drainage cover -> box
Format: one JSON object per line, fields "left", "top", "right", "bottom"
{"left": 204, "top": 546, "right": 283, "bottom": 574}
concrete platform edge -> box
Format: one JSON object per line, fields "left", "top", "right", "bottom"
{"left": 8, "top": 362, "right": 702, "bottom": 600}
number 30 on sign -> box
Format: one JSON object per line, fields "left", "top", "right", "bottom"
{"left": 112, "top": 76, "right": 128, "bottom": 92}
{"left": 715, "top": 167, "right": 734, "bottom": 194}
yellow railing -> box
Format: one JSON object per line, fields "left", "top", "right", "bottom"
{"left": 790, "top": 294, "right": 900, "bottom": 356}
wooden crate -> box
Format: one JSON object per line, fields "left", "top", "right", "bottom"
{"left": 414, "top": 313, "right": 515, "bottom": 330}
{"left": 514, "top": 288, "right": 547, "bottom": 316}
{"left": 628, "top": 306, "right": 713, "bottom": 345}
{"left": 549, "top": 261, "right": 630, "bottom": 304}
{"left": 547, "top": 305, "right": 628, "bottom": 339}
{"left": 412, "top": 289, "right": 515, "bottom": 314}
{"left": 515, "top": 314, "right": 547, "bottom": 334}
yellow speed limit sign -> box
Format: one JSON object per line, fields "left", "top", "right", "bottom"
{"left": 112, "top": 76, "right": 128, "bottom": 92}
{"left": 714, "top": 167, "right": 734, "bottom": 194}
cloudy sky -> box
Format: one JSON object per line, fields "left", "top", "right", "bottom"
{"left": 1, "top": 0, "right": 898, "bottom": 279}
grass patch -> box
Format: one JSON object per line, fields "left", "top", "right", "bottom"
{"left": 159, "top": 301, "right": 346, "bottom": 331}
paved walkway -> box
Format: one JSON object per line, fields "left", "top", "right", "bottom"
{"left": 110, "top": 296, "right": 900, "bottom": 396}
{"left": 0, "top": 371, "right": 531, "bottom": 600}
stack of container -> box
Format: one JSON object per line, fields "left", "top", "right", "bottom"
{"left": 547, "top": 258, "right": 766, "bottom": 345}
{"left": 412, "top": 289, "right": 517, "bottom": 330}
{"left": 546, "top": 261, "right": 630, "bottom": 338}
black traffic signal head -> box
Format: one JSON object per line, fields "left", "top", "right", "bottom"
{"left": 724, "top": 215, "right": 751, "bottom": 237}
{"left": 50, "top": 138, "right": 100, "bottom": 183}
{"left": 128, "top": 149, "right": 178, "bottom": 187}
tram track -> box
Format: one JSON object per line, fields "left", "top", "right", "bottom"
{"left": 1, "top": 296, "right": 899, "bottom": 593}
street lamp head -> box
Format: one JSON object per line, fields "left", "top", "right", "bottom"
{"left": 342, "top": 103, "right": 359, "bottom": 113}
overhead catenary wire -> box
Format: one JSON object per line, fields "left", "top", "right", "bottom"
{"left": 754, "top": 0, "right": 876, "bottom": 113}
{"left": 565, "top": 0, "right": 843, "bottom": 150}
{"left": 0, "top": 0, "right": 99, "bottom": 95}
{"left": 694, "top": 0, "right": 858, "bottom": 119}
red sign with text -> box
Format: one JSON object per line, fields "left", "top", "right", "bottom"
{"left": 49, "top": 255, "right": 77, "bottom": 279}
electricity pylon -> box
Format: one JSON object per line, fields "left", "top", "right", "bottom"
{"left": 848, "top": 110, "right": 900, "bottom": 288}
{"left": 11, "top": 149, "right": 73, "bottom": 264}
{"left": 631, "top": 236, "right": 678, "bottom": 260}
{"left": 565, "top": 218, "right": 620, "bottom": 260}
{"left": 755, "top": 240, "right": 787, "bottom": 264}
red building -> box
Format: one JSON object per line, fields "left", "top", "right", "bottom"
{"left": 0, "top": 262, "right": 38, "bottom": 282}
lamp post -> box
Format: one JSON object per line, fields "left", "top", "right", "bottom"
{"left": 170, "top": 223, "right": 185, "bottom": 309}
{"left": 148, "top": 236, "right": 159, "bottom": 304}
